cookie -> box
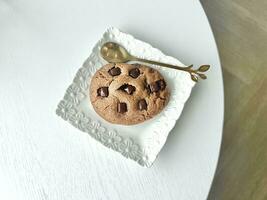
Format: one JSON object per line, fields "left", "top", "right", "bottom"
{"left": 90, "top": 63, "right": 170, "bottom": 125}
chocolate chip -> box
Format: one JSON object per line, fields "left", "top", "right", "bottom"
{"left": 149, "top": 82, "right": 160, "bottom": 92}
{"left": 97, "top": 87, "right": 109, "bottom": 97}
{"left": 117, "top": 102, "right": 127, "bottom": 113}
{"left": 119, "top": 84, "right": 136, "bottom": 95}
{"left": 156, "top": 80, "right": 166, "bottom": 90}
{"left": 129, "top": 68, "right": 140, "bottom": 78}
{"left": 108, "top": 67, "right": 121, "bottom": 76}
{"left": 124, "top": 85, "right": 135, "bottom": 95}
{"left": 138, "top": 99, "right": 147, "bottom": 111}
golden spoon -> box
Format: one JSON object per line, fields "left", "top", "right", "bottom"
{"left": 100, "top": 42, "right": 210, "bottom": 82}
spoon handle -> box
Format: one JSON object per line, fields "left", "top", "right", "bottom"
{"left": 133, "top": 57, "right": 210, "bottom": 82}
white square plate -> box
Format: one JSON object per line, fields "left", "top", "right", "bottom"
{"left": 56, "top": 27, "right": 195, "bottom": 167}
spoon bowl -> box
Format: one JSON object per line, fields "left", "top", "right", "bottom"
{"left": 101, "top": 42, "right": 132, "bottom": 63}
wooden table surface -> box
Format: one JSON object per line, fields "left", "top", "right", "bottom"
{"left": 199, "top": 1, "right": 267, "bottom": 200}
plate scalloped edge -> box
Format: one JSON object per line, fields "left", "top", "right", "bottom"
{"left": 56, "top": 27, "right": 195, "bottom": 167}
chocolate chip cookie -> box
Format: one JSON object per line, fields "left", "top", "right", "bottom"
{"left": 90, "top": 63, "right": 170, "bottom": 125}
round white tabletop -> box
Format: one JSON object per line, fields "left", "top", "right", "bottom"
{"left": 0, "top": 0, "right": 224, "bottom": 199}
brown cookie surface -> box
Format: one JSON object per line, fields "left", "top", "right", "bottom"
{"left": 90, "top": 63, "right": 170, "bottom": 125}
